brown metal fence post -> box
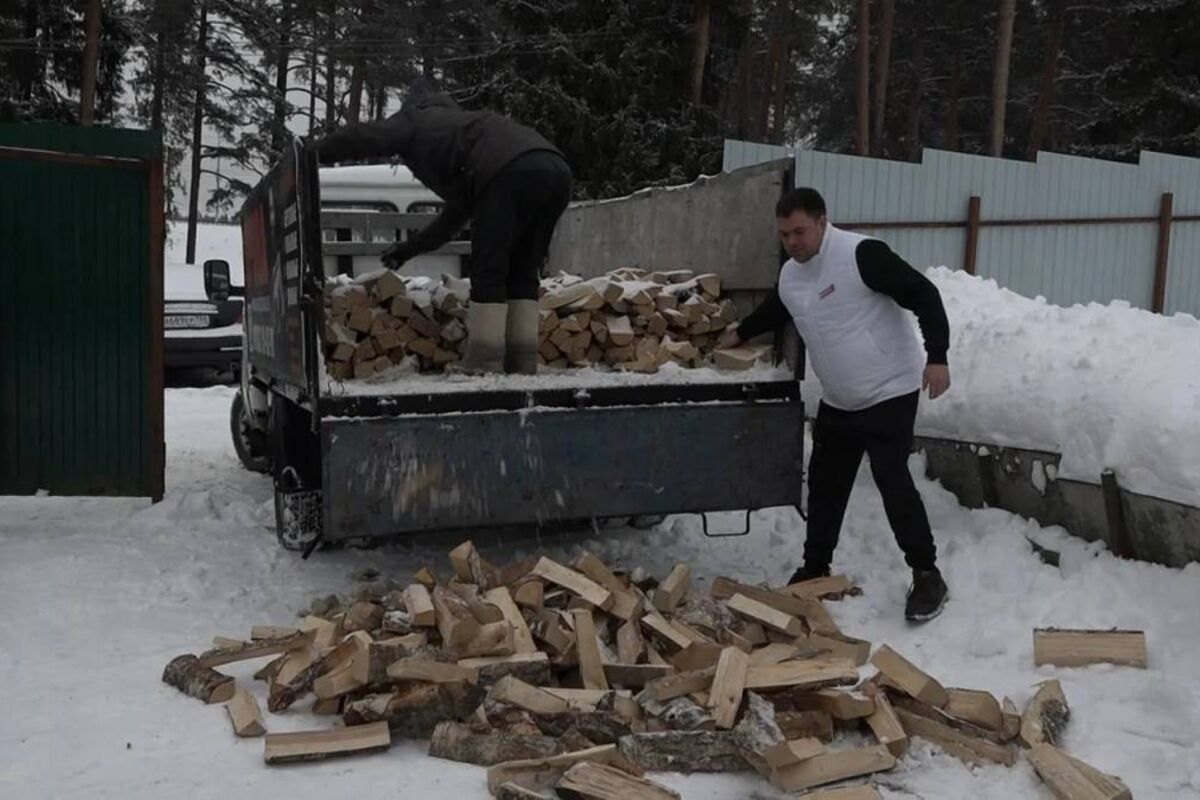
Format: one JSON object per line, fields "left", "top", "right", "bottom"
{"left": 964, "top": 195, "right": 982, "bottom": 275}
{"left": 1152, "top": 192, "right": 1173, "bottom": 313}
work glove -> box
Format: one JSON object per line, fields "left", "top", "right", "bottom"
{"left": 381, "top": 241, "right": 418, "bottom": 270}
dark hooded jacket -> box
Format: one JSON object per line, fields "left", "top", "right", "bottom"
{"left": 312, "top": 91, "right": 562, "bottom": 212}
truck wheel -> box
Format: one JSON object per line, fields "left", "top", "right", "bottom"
{"left": 230, "top": 390, "right": 270, "bottom": 473}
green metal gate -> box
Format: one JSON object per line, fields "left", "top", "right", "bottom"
{"left": 0, "top": 124, "right": 165, "bottom": 500}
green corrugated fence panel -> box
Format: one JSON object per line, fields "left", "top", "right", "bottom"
{"left": 0, "top": 124, "right": 163, "bottom": 499}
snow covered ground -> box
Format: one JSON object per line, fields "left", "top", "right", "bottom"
{"left": 2, "top": 386, "right": 1199, "bottom": 799}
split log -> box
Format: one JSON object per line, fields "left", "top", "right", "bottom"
{"left": 744, "top": 659, "right": 858, "bottom": 692}
{"left": 486, "top": 587, "right": 538, "bottom": 654}
{"left": 788, "top": 689, "right": 876, "bottom": 721}
{"left": 617, "top": 731, "right": 749, "bottom": 773}
{"left": 768, "top": 744, "right": 896, "bottom": 792}
{"left": 1027, "top": 743, "right": 1131, "bottom": 800}
{"left": 449, "top": 540, "right": 496, "bottom": 588}
{"left": 764, "top": 738, "right": 825, "bottom": 770}
{"left": 495, "top": 783, "right": 553, "bottom": 800}
{"left": 732, "top": 692, "right": 786, "bottom": 777}
{"left": 226, "top": 688, "right": 266, "bottom": 737}
{"left": 725, "top": 593, "right": 804, "bottom": 636}
{"left": 556, "top": 761, "right": 681, "bottom": 800}
{"left": 796, "top": 788, "right": 882, "bottom": 800}
{"left": 487, "top": 745, "right": 644, "bottom": 796}
{"left": 1002, "top": 697, "right": 1023, "bottom": 741}
{"left": 460, "top": 652, "right": 553, "bottom": 688}
{"left": 638, "top": 667, "right": 716, "bottom": 704}
{"left": 342, "top": 683, "right": 466, "bottom": 738}
{"left": 534, "top": 709, "right": 633, "bottom": 745}
{"left": 414, "top": 566, "right": 438, "bottom": 589}
{"left": 573, "top": 552, "right": 642, "bottom": 621}
{"left": 162, "top": 654, "right": 235, "bottom": 704}
{"left": 300, "top": 615, "right": 340, "bottom": 649}
{"left": 1020, "top": 679, "right": 1070, "bottom": 748}
{"left": 342, "top": 601, "right": 385, "bottom": 633}
{"left": 574, "top": 609, "right": 609, "bottom": 691}
{"left": 490, "top": 676, "right": 572, "bottom": 716}
{"left": 616, "top": 620, "right": 646, "bottom": 665}
{"left": 670, "top": 641, "right": 723, "bottom": 673}
{"left": 429, "top": 721, "right": 562, "bottom": 767}
{"left": 654, "top": 696, "right": 715, "bottom": 731}
{"left": 1032, "top": 629, "right": 1147, "bottom": 669}
{"left": 532, "top": 558, "right": 614, "bottom": 611}
{"left": 944, "top": 687, "right": 1004, "bottom": 732}
{"left": 775, "top": 710, "right": 835, "bottom": 742}
{"left": 263, "top": 721, "right": 390, "bottom": 765}
{"left": 890, "top": 695, "right": 1018, "bottom": 766}
{"left": 603, "top": 663, "right": 672, "bottom": 688}
{"left": 197, "top": 630, "right": 314, "bottom": 668}
{"left": 806, "top": 631, "right": 872, "bottom": 666}
{"left": 865, "top": 691, "right": 909, "bottom": 757}
{"left": 709, "top": 647, "right": 750, "bottom": 729}
{"left": 514, "top": 580, "right": 546, "bottom": 611}
{"left": 387, "top": 657, "right": 478, "bottom": 684}
{"left": 652, "top": 564, "right": 690, "bottom": 613}
{"left": 403, "top": 584, "right": 437, "bottom": 627}
{"left": 869, "top": 645, "right": 948, "bottom": 707}
{"left": 251, "top": 625, "right": 299, "bottom": 641}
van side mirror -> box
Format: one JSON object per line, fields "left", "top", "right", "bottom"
{"left": 203, "top": 259, "right": 231, "bottom": 302}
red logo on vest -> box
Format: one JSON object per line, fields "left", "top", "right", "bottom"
{"left": 819, "top": 283, "right": 836, "bottom": 299}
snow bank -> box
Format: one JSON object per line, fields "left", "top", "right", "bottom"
{"left": 803, "top": 268, "right": 1200, "bottom": 507}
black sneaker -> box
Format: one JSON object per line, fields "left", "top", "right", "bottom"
{"left": 905, "top": 569, "right": 948, "bottom": 622}
{"left": 787, "top": 564, "right": 831, "bottom": 585}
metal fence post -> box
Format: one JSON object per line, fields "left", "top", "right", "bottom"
{"left": 1153, "top": 192, "right": 1173, "bottom": 313}
{"left": 964, "top": 195, "right": 982, "bottom": 275}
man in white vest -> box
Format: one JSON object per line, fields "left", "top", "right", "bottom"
{"left": 719, "top": 187, "right": 952, "bottom": 622}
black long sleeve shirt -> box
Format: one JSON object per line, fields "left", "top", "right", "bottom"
{"left": 737, "top": 239, "right": 950, "bottom": 365}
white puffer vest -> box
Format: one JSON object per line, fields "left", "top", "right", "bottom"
{"left": 778, "top": 225, "right": 925, "bottom": 411}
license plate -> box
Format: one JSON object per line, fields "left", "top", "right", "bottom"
{"left": 165, "top": 315, "right": 211, "bottom": 329}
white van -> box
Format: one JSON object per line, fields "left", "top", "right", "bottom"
{"left": 318, "top": 163, "right": 464, "bottom": 281}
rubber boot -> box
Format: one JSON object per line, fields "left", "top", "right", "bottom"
{"left": 504, "top": 299, "right": 539, "bottom": 375}
{"left": 450, "top": 302, "right": 507, "bottom": 375}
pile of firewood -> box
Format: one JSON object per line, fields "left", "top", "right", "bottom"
{"left": 321, "top": 268, "right": 770, "bottom": 381}
{"left": 162, "top": 544, "right": 1139, "bottom": 799}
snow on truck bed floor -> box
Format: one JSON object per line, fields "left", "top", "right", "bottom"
{"left": 2, "top": 386, "right": 1198, "bottom": 800}
{"left": 321, "top": 361, "right": 794, "bottom": 397}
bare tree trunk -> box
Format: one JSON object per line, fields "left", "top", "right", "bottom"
{"left": 19, "top": 0, "right": 40, "bottom": 103}
{"left": 689, "top": 0, "right": 712, "bottom": 106}
{"left": 373, "top": 83, "right": 386, "bottom": 119}
{"left": 150, "top": 6, "right": 166, "bottom": 132}
{"left": 308, "top": 43, "right": 318, "bottom": 134}
{"left": 989, "top": 0, "right": 1017, "bottom": 157}
{"left": 734, "top": 0, "right": 755, "bottom": 138}
{"left": 1026, "top": 0, "right": 1067, "bottom": 160}
{"left": 871, "top": 0, "right": 895, "bottom": 156}
{"left": 856, "top": 0, "right": 870, "bottom": 155}
{"left": 271, "top": 0, "right": 293, "bottom": 154}
{"left": 185, "top": 2, "right": 209, "bottom": 265}
{"left": 943, "top": 11, "right": 962, "bottom": 151}
{"left": 324, "top": 0, "right": 338, "bottom": 130}
{"left": 347, "top": 60, "right": 364, "bottom": 124}
{"left": 80, "top": 0, "right": 103, "bottom": 125}
{"left": 906, "top": 33, "right": 926, "bottom": 161}
{"left": 760, "top": 31, "right": 782, "bottom": 141}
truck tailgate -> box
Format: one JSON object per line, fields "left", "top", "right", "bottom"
{"left": 320, "top": 380, "right": 803, "bottom": 539}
